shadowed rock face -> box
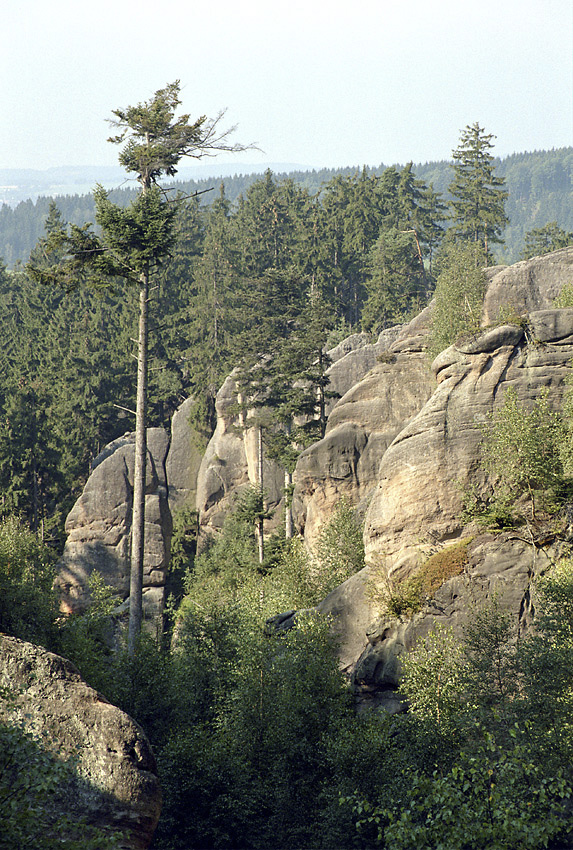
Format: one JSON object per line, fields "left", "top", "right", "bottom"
{"left": 194, "top": 374, "right": 286, "bottom": 535}
{"left": 0, "top": 634, "right": 161, "bottom": 849}
{"left": 293, "top": 342, "right": 434, "bottom": 547}
{"left": 165, "top": 396, "right": 205, "bottom": 513}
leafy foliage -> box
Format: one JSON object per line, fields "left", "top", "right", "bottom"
{"left": 400, "top": 625, "right": 466, "bottom": 726}
{"left": 346, "top": 572, "right": 573, "bottom": 850}
{"left": 378, "top": 539, "right": 470, "bottom": 620}
{"left": 428, "top": 240, "right": 488, "bottom": 358}
{"left": 0, "top": 516, "right": 58, "bottom": 647}
{"left": 481, "top": 386, "right": 565, "bottom": 520}
{"left": 521, "top": 221, "right": 573, "bottom": 259}
{"left": 448, "top": 122, "right": 508, "bottom": 254}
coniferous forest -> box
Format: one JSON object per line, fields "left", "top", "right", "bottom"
{"left": 2, "top": 92, "right": 573, "bottom": 849}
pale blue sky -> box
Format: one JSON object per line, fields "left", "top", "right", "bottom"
{"left": 2, "top": 0, "right": 572, "bottom": 172}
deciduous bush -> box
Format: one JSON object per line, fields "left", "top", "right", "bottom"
{"left": 428, "top": 241, "right": 487, "bottom": 359}
{"left": 0, "top": 515, "right": 58, "bottom": 647}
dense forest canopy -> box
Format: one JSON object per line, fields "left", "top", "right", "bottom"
{"left": 0, "top": 146, "right": 571, "bottom": 267}
{"left": 0, "top": 129, "right": 570, "bottom": 548}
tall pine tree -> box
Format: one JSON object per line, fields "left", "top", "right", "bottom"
{"left": 448, "top": 122, "right": 508, "bottom": 255}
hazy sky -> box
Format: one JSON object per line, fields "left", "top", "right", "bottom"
{"left": 2, "top": 0, "right": 572, "bottom": 173}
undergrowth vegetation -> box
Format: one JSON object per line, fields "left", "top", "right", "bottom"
{"left": 5, "top": 375, "right": 573, "bottom": 847}
{"left": 371, "top": 538, "right": 470, "bottom": 620}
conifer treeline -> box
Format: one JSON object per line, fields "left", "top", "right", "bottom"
{"left": 0, "top": 147, "right": 572, "bottom": 267}
{"left": 0, "top": 163, "right": 441, "bottom": 542}
{"left": 0, "top": 147, "right": 571, "bottom": 545}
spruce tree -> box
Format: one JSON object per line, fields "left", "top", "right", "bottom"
{"left": 29, "top": 82, "right": 249, "bottom": 653}
{"left": 448, "top": 122, "right": 508, "bottom": 255}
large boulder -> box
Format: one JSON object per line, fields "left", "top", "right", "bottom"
{"left": 56, "top": 428, "right": 171, "bottom": 619}
{"left": 344, "top": 534, "right": 559, "bottom": 712}
{"left": 482, "top": 247, "right": 573, "bottom": 323}
{"left": 0, "top": 634, "right": 161, "bottom": 849}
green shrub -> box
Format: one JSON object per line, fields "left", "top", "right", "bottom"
{"left": 428, "top": 241, "right": 488, "bottom": 359}
{"left": 377, "top": 539, "right": 470, "bottom": 620}
{"left": 349, "top": 730, "right": 573, "bottom": 850}
{"left": 0, "top": 515, "right": 58, "bottom": 647}
{"left": 481, "top": 386, "right": 565, "bottom": 520}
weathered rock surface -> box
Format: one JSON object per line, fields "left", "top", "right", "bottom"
{"left": 165, "top": 396, "right": 205, "bottom": 513}
{"left": 293, "top": 307, "right": 435, "bottom": 547}
{"left": 195, "top": 374, "right": 286, "bottom": 535}
{"left": 57, "top": 428, "right": 171, "bottom": 618}
{"left": 482, "top": 247, "right": 573, "bottom": 323}
{"left": 339, "top": 534, "right": 560, "bottom": 712}
{"left": 301, "top": 249, "right": 573, "bottom": 704}
{"left": 57, "top": 249, "right": 573, "bottom": 711}
{"left": 194, "top": 333, "right": 406, "bottom": 540}
{"left": 0, "top": 634, "right": 161, "bottom": 849}
{"left": 363, "top": 311, "right": 572, "bottom": 577}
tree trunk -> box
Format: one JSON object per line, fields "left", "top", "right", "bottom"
{"left": 284, "top": 419, "right": 293, "bottom": 539}
{"left": 256, "top": 424, "right": 264, "bottom": 565}
{"left": 318, "top": 350, "right": 327, "bottom": 438}
{"left": 285, "top": 468, "right": 293, "bottom": 539}
{"left": 128, "top": 267, "right": 149, "bottom": 656}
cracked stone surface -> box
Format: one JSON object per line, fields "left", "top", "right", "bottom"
{"left": 0, "top": 634, "right": 161, "bottom": 849}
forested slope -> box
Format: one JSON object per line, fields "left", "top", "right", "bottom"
{"left": 1, "top": 141, "right": 572, "bottom": 549}
{"left": 0, "top": 147, "right": 571, "bottom": 267}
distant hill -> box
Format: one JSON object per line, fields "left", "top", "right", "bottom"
{"left": 0, "top": 162, "right": 310, "bottom": 206}
{"left": 0, "top": 148, "right": 571, "bottom": 267}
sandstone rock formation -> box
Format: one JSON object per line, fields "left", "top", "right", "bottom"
{"left": 195, "top": 373, "right": 286, "bottom": 536}
{"left": 302, "top": 249, "right": 573, "bottom": 707}
{"left": 165, "top": 396, "right": 204, "bottom": 513}
{"left": 57, "top": 428, "right": 171, "bottom": 619}
{"left": 0, "top": 634, "right": 161, "bottom": 849}
{"left": 293, "top": 308, "right": 435, "bottom": 547}
{"left": 57, "top": 248, "right": 573, "bottom": 714}
{"left": 363, "top": 309, "right": 573, "bottom": 576}
{"left": 195, "top": 327, "right": 414, "bottom": 542}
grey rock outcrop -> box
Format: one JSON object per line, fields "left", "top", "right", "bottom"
{"left": 57, "top": 428, "right": 171, "bottom": 619}
{"left": 196, "top": 326, "right": 414, "bottom": 541}
{"left": 363, "top": 311, "right": 571, "bottom": 577}
{"left": 195, "top": 374, "right": 286, "bottom": 535}
{"left": 293, "top": 308, "right": 435, "bottom": 547}
{"left": 482, "top": 247, "right": 573, "bottom": 323}
{"left": 165, "top": 396, "right": 204, "bottom": 513}
{"left": 299, "top": 249, "right": 573, "bottom": 705}
{"left": 0, "top": 634, "right": 161, "bottom": 849}
{"left": 56, "top": 249, "right": 573, "bottom": 709}
{"left": 329, "top": 533, "right": 559, "bottom": 712}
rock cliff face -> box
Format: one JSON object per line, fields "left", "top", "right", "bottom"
{"left": 57, "top": 248, "right": 573, "bottom": 710}
{"left": 195, "top": 373, "right": 286, "bottom": 536}
{"left": 0, "top": 634, "right": 161, "bottom": 849}
{"left": 293, "top": 307, "right": 435, "bottom": 547}
{"left": 306, "top": 248, "right": 573, "bottom": 706}
{"left": 57, "top": 428, "right": 172, "bottom": 619}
